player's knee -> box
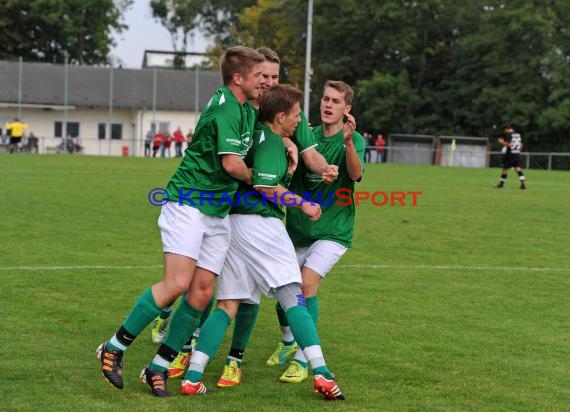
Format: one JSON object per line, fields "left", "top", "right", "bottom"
{"left": 301, "top": 282, "right": 318, "bottom": 298}
{"left": 216, "top": 300, "right": 239, "bottom": 319}
{"left": 275, "top": 283, "right": 305, "bottom": 312}
{"left": 187, "top": 285, "right": 215, "bottom": 310}
{"left": 163, "top": 276, "right": 191, "bottom": 299}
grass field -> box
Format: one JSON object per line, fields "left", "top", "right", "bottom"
{"left": 2, "top": 154, "right": 569, "bottom": 411}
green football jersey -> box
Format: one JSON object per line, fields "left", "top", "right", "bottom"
{"left": 286, "top": 126, "right": 366, "bottom": 247}
{"left": 231, "top": 123, "right": 290, "bottom": 219}
{"left": 166, "top": 87, "right": 256, "bottom": 217}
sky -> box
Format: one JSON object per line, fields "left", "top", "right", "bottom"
{"left": 110, "top": 0, "right": 209, "bottom": 68}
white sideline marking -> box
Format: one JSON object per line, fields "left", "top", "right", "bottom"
{"left": 338, "top": 264, "right": 570, "bottom": 273}
{"left": 0, "top": 264, "right": 162, "bottom": 271}
{"left": 0, "top": 263, "right": 569, "bottom": 273}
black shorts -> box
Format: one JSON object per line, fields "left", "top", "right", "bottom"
{"left": 9, "top": 136, "right": 22, "bottom": 145}
{"left": 502, "top": 153, "right": 521, "bottom": 169}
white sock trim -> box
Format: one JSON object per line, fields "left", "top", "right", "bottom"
{"left": 293, "top": 347, "right": 307, "bottom": 363}
{"left": 303, "top": 344, "right": 325, "bottom": 368}
{"left": 188, "top": 350, "right": 209, "bottom": 373}
{"left": 281, "top": 326, "right": 294, "bottom": 343}
{"left": 151, "top": 354, "right": 170, "bottom": 369}
{"left": 109, "top": 336, "right": 127, "bottom": 351}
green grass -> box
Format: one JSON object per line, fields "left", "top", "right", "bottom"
{"left": 2, "top": 154, "right": 569, "bottom": 411}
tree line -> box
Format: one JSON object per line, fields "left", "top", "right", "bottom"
{"left": 2, "top": 0, "right": 569, "bottom": 151}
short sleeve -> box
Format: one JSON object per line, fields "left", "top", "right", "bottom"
{"left": 292, "top": 112, "right": 318, "bottom": 153}
{"left": 252, "top": 132, "right": 285, "bottom": 187}
{"left": 216, "top": 101, "right": 244, "bottom": 155}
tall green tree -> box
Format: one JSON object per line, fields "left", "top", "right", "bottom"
{"left": 234, "top": 0, "right": 307, "bottom": 86}
{"left": 187, "top": 0, "right": 570, "bottom": 150}
{"left": 150, "top": 0, "right": 204, "bottom": 68}
{"left": 0, "top": 0, "right": 131, "bottom": 64}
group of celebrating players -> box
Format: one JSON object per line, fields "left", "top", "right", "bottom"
{"left": 96, "top": 45, "right": 366, "bottom": 401}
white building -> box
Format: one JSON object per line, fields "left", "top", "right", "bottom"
{"left": 0, "top": 60, "right": 221, "bottom": 156}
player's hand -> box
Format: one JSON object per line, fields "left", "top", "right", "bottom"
{"left": 285, "top": 140, "right": 299, "bottom": 175}
{"left": 343, "top": 114, "right": 356, "bottom": 143}
{"left": 322, "top": 165, "right": 339, "bottom": 184}
{"left": 301, "top": 201, "right": 321, "bottom": 221}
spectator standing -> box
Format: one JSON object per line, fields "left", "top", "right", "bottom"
{"left": 144, "top": 130, "right": 153, "bottom": 157}
{"left": 363, "top": 132, "right": 372, "bottom": 163}
{"left": 173, "top": 127, "right": 185, "bottom": 157}
{"left": 152, "top": 131, "right": 163, "bottom": 157}
{"left": 375, "top": 133, "right": 385, "bottom": 163}
{"left": 162, "top": 131, "right": 172, "bottom": 158}
{"left": 27, "top": 132, "right": 39, "bottom": 154}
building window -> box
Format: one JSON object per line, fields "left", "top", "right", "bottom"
{"left": 151, "top": 121, "right": 170, "bottom": 134}
{"left": 98, "top": 123, "right": 106, "bottom": 140}
{"left": 98, "top": 123, "right": 123, "bottom": 140}
{"left": 111, "top": 124, "right": 123, "bottom": 140}
{"left": 54, "top": 121, "right": 80, "bottom": 138}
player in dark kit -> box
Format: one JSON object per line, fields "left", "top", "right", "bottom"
{"left": 495, "top": 124, "right": 526, "bottom": 190}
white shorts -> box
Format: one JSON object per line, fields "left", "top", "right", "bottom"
{"left": 158, "top": 201, "right": 231, "bottom": 274}
{"left": 295, "top": 239, "right": 348, "bottom": 277}
{"left": 216, "top": 214, "right": 301, "bottom": 304}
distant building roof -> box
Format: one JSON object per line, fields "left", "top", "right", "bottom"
{"left": 0, "top": 60, "right": 221, "bottom": 111}
{"left": 143, "top": 50, "right": 208, "bottom": 69}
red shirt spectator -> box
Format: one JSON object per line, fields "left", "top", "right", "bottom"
{"left": 375, "top": 134, "right": 386, "bottom": 163}
{"left": 173, "top": 128, "right": 185, "bottom": 143}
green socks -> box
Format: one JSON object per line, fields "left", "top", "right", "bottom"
{"left": 231, "top": 303, "right": 260, "bottom": 351}
{"left": 186, "top": 308, "right": 232, "bottom": 382}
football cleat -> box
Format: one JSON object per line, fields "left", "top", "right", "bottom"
{"left": 96, "top": 342, "right": 124, "bottom": 389}
{"left": 314, "top": 374, "right": 345, "bottom": 400}
{"left": 266, "top": 342, "right": 297, "bottom": 366}
{"left": 279, "top": 360, "right": 308, "bottom": 383}
{"left": 180, "top": 380, "right": 209, "bottom": 396}
{"left": 140, "top": 367, "right": 170, "bottom": 397}
{"left": 151, "top": 317, "right": 169, "bottom": 344}
{"left": 217, "top": 360, "right": 242, "bottom": 388}
{"left": 168, "top": 351, "right": 190, "bottom": 378}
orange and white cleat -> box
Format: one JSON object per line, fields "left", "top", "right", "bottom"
{"left": 314, "top": 374, "right": 345, "bottom": 400}
{"left": 180, "top": 380, "right": 209, "bottom": 396}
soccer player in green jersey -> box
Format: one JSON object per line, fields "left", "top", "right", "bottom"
{"left": 211, "top": 47, "right": 340, "bottom": 387}
{"left": 179, "top": 84, "right": 345, "bottom": 400}
{"left": 96, "top": 46, "right": 266, "bottom": 397}
{"left": 273, "top": 80, "right": 365, "bottom": 383}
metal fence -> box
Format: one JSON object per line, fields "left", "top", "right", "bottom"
{"left": 366, "top": 146, "right": 570, "bottom": 171}
{"left": 2, "top": 136, "right": 569, "bottom": 170}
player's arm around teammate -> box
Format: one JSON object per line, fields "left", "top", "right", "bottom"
{"left": 96, "top": 46, "right": 266, "bottom": 398}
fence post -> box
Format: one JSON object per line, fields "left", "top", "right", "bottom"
{"left": 548, "top": 154, "right": 552, "bottom": 170}
{"left": 525, "top": 153, "right": 530, "bottom": 169}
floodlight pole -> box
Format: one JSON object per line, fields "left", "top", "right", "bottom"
{"left": 195, "top": 66, "right": 200, "bottom": 127}
{"left": 152, "top": 67, "right": 157, "bottom": 131}
{"left": 107, "top": 67, "right": 114, "bottom": 155}
{"left": 63, "top": 51, "right": 68, "bottom": 141}
{"left": 18, "top": 57, "right": 23, "bottom": 120}
{"left": 303, "top": 0, "right": 313, "bottom": 119}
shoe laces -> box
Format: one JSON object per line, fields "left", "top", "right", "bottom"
{"left": 103, "top": 347, "right": 123, "bottom": 370}
{"left": 288, "top": 361, "right": 303, "bottom": 375}
{"left": 222, "top": 361, "right": 240, "bottom": 379}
